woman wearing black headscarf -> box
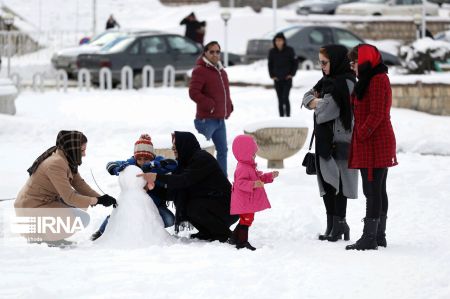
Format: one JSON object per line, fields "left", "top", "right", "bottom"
{"left": 302, "top": 45, "right": 358, "bottom": 242}
{"left": 139, "top": 131, "right": 238, "bottom": 242}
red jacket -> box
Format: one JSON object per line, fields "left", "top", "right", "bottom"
{"left": 349, "top": 73, "right": 398, "bottom": 173}
{"left": 189, "top": 57, "right": 233, "bottom": 119}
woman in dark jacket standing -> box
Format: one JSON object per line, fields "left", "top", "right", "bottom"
{"left": 302, "top": 45, "right": 358, "bottom": 242}
{"left": 268, "top": 32, "right": 298, "bottom": 117}
{"left": 346, "top": 44, "right": 398, "bottom": 251}
{"left": 139, "top": 131, "right": 238, "bottom": 242}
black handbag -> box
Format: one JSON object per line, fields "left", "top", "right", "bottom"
{"left": 302, "top": 131, "right": 316, "bottom": 175}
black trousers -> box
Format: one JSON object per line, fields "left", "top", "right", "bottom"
{"left": 274, "top": 79, "right": 292, "bottom": 117}
{"left": 185, "top": 197, "right": 235, "bottom": 238}
{"left": 361, "top": 168, "right": 389, "bottom": 219}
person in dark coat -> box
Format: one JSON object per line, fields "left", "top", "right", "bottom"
{"left": 346, "top": 44, "right": 398, "bottom": 251}
{"left": 139, "top": 131, "right": 238, "bottom": 242}
{"left": 180, "top": 12, "right": 206, "bottom": 45}
{"left": 302, "top": 45, "right": 358, "bottom": 243}
{"left": 268, "top": 32, "right": 298, "bottom": 117}
{"left": 105, "top": 15, "right": 120, "bottom": 30}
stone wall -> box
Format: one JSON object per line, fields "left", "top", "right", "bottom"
{"left": 392, "top": 83, "right": 450, "bottom": 116}
{"left": 160, "top": 0, "right": 298, "bottom": 9}
{"left": 345, "top": 19, "right": 450, "bottom": 43}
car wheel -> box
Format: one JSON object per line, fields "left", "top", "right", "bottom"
{"left": 373, "top": 12, "right": 382, "bottom": 16}
{"left": 300, "top": 59, "right": 315, "bottom": 70}
{"left": 133, "top": 73, "right": 143, "bottom": 89}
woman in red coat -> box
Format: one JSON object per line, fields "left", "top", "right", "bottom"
{"left": 346, "top": 44, "right": 398, "bottom": 251}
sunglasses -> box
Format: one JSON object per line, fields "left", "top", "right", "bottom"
{"left": 208, "top": 50, "right": 221, "bottom": 55}
{"left": 318, "top": 60, "right": 329, "bottom": 67}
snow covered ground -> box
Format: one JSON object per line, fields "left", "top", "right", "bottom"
{"left": 1, "top": 84, "right": 450, "bottom": 298}
{"left": 1, "top": 0, "right": 450, "bottom": 298}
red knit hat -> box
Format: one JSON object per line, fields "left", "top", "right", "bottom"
{"left": 134, "top": 134, "right": 155, "bottom": 160}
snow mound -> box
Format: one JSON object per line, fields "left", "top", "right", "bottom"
{"left": 96, "top": 165, "right": 174, "bottom": 248}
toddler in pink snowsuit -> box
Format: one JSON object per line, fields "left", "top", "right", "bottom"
{"left": 230, "top": 135, "right": 279, "bottom": 250}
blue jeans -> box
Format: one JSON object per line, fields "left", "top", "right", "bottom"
{"left": 97, "top": 199, "right": 175, "bottom": 234}
{"left": 194, "top": 118, "right": 228, "bottom": 176}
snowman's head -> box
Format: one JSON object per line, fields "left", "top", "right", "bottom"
{"left": 118, "top": 165, "right": 146, "bottom": 191}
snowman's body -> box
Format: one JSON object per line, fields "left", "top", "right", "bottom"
{"left": 97, "top": 165, "right": 173, "bottom": 248}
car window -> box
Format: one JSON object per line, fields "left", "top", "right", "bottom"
{"left": 166, "top": 36, "right": 198, "bottom": 54}
{"left": 335, "top": 29, "right": 364, "bottom": 48}
{"left": 140, "top": 36, "right": 167, "bottom": 54}
{"left": 101, "top": 36, "right": 135, "bottom": 52}
{"left": 308, "top": 28, "right": 333, "bottom": 46}
{"left": 91, "top": 32, "right": 123, "bottom": 46}
{"left": 280, "top": 27, "right": 302, "bottom": 39}
{"left": 128, "top": 41, "right": 139, "bottom": 54}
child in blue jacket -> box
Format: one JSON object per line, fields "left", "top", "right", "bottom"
{"left": 91, "top": 134, "right": 177, "bottom": 241}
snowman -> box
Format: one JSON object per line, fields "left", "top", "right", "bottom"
{"left": 97, "top": 165, "right": 173, "bottom": 248}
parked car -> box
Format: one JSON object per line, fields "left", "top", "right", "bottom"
{"left": 51, "top": 29, "right": 128, "bottom": 77}
{"left": 296, "top": 0, "right": 358, "bottom": 15}
{"left": 244, "top": 25, "right": 400, "bottom": 67}
{"left": 336, "top": 0, "right": 439, "bottom": 16}
{"left": 76, "top": 32, "right": 243, "bottom": 87}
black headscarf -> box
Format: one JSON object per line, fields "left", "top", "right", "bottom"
{"left": 173, "top": 131, "right": 201, "bottom": 169}
{"left": 353, "top": 44, "right": 388, "bottom": 100}
{"left": 27, "top": 130, "right": 85, "bottom": 175}
{"left": 312, "top": 45, "right": 356, "bottom": 159}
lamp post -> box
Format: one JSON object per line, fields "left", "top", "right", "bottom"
{"left": 3, "top": 13, "right": 14, "bottom": 78}
{"left": 273, "top": 0, "right": 278, "bottom": 33}
{"left": 421, "top": 0, "right": 426, "bottom": 39}
{"left": 220, "top": 11, "right": 231, "bottom": 68}
{"left": 413, "top": 14, "right": 421, "bottom": 40}
{"left": 92, "top": 0, "right": 97, "bottom": 36}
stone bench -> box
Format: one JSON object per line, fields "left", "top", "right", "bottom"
{"left": 244, "top": 119, "right": 308, "bottom": 168}
{"left": 0, "top": 78, "right": 18, "bottom": 115}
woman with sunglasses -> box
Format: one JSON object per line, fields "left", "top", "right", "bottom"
{"left": 346, "top": 44, "right": 398, "bottom": 251}
{"left": 189, "top": 41, "right": 233, "bottom": 177}
{"left": 302, "top": 45, "right": 358, "bottom": 243}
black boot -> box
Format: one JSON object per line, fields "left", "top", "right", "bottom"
{"left": 377, "top": 215, "right": 387, "bottom": 247}
{"left": 346, "top": 218, "right": 379, "bottom": 250}
{"left": 90, "top": 230, "right": 103, "bottom": 241}
{"left": 236, "top": 225, "right": 256, "bottom": 251}
{"left": 327, "top": 216, "right": 350, "bottom": 242}
{"left": 228, "top": 224, "right": 240, "bottom": 245}
{"left": 318, "top": 214, "right": 333, "bottom": 241}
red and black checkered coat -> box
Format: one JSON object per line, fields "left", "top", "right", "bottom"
{"left": 349, "top": 73, "right": 398, "bottom": 173}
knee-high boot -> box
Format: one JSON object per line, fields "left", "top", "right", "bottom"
{"left": 377, "top": 215, "right": 387, "bottom": 247}
{"left": 327, "top": 216, "right": 350, "bottom": 242}
{"left": 346, "top": 218, "right": 379, "bottom": 250}
{"left": 318, "top": 214, "right": 333, "bottom": 240}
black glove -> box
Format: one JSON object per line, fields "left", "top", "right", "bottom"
{"left": 97, "top": 194, "right": 118, "bottom": 208}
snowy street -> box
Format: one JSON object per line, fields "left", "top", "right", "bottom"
{"left": 1, "top": 85, "right": 449, "bottom": 299}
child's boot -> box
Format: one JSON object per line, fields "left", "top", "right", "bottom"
{"left": 228, "top": 224, "right": 240, "bottom": 245}
{"left": 236, "top": 225, "right": 256, "bottom": 251}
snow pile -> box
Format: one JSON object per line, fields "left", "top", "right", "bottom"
{"left": 399, "top": 37, "right": 450, "bottom": 74}
{"left": 96, "top": 165, "right": 173, "bottom": 248}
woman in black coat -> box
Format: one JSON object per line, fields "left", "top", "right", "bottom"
{"left": 140, "top": 131, "right": 238, "bottom": 242}
{"left": 268, "top": 32, "right": 298, "bottom": 117}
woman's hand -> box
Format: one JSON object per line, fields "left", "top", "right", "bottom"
{"left": 137, "top": 173, "right": 156, "bottom": 190}
{"left": 272, "top": 171, "right": 279, "bottom": 178}
{"left": 254, "top": 180, "right": 264, "bottom": 188}
{"left": 308, "top": 98, "right": 320, "bottom": 109}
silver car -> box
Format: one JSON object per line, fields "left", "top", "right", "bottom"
{"left": 51, "top": 29, "right": 148, "bottom": 77}
{"left": 296, "top": 0, "right": 357, "bottom": 15}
